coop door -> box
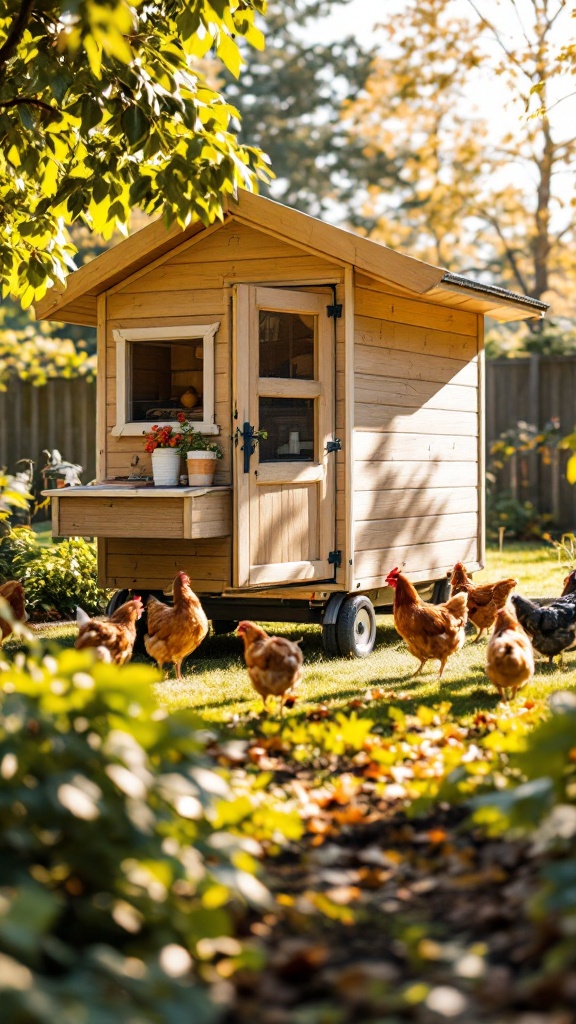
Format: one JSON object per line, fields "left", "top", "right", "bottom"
{"left": 234, "top": 286, "right": 336, "bottom": 587}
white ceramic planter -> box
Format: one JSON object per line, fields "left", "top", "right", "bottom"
{"left": 187, "top": 450, "right": 217, "bottom": 486}
{"left": 152, "top": 448, "right": 180, "bottom": 486}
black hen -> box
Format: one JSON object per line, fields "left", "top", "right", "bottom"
{"left": 511, "top": 570, "right": 576, "bottom": 663}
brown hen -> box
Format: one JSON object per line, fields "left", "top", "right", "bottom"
{"left": 451, "top": 562, "right": 517, "bottom": 642}
{"left": 237, "top": 621, "right": 303, "bottom": 714}
{"left": 386, "top": 567, "right": 468, "bottom": 678}
{"left": 0, "top": 580, "right": 27, "bottom": 643}
{"left": 144, "top": 572, "right": 208, "bottom": 679}
{"left": 486, "top": 604, "right": 534, "bottom": 702}
{"left": 75, "top": 597, "right": 143, "bottom": 664}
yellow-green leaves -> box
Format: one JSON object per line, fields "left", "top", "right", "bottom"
{"left": 0, "top": 0, "right": 272, "bottom": 303}
{"left": 217, "top": 31, "right": 243, "bottom": 78}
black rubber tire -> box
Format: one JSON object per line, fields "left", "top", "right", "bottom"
{"left": 212, "top": 620, "right": 238, "bottom": 636}
{"left": 431, "top": 578, "right": 452, "bottom": 604}
{"left": 336, "top": 595, "right": 377, "bottom": 659}
{"left": 321, "top": 620, "right": 341, "bottom": 657}
{"left": 105, "top": 589, "right": 130, "bottom": 616}
{"left": 106, "top": 589, "right": 166, "bottom": 656}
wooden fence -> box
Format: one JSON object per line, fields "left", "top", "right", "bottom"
{"left": 1, "top": 357, "right": 575, "bottom": 527}
{"left": 0, "top": 378, "right": 97, "bottom": 515}
{"left": 486, "top": 355, "right": 576, "bottom": 530}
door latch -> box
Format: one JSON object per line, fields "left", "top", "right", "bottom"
{"left": 235, "top": 422, "right": 266, "bottom": 473}
{"left": 325, "top": 438, "right": 342, "bottom": 454}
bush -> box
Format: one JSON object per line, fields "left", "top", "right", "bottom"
{"left": 470, "top": 696, "right": 576, "bottom": 975}
{"left": 0, "top": 651, "right": 289, "bottom": 1023}
{"left": 19, "top": 537, "right": 107, "bottom": 620}
{"left": 486, "top": 490, "right": 552, "bottom": 540}
{"left": 0, "top": 527, "right": 41, "bottom": 584}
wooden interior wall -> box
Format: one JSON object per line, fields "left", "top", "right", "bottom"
{"left": 102, "top": 219, "right": 343, "bottom": 594}
{"left": 351, "top": 282, "right": 482, "bottom": 590}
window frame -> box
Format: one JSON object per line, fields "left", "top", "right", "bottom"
{"left": 111, "top": 323, "right": 220, "bottom": 437}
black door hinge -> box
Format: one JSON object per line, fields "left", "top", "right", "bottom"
{"left": 325, "top": 438, "right": 342, "bottom": 454}
{"left": 326, "top": 303, "right": 342, "bottom": 319}
{"left": 328, "top": 549, "right": 342, "bottom": 567}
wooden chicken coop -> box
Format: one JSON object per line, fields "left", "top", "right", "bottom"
{"left": 36, "top": 192, "right": 547, "bottom": 657}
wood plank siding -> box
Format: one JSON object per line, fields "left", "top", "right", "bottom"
{"left": 103, "top": 220, "right": 343, "bottom": 593}
{"left": 351, "top": 282, "right": 482, "bottom": 591}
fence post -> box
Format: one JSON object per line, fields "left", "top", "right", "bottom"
{"left": 528, "top": 353, "right": 540, "bottom": 509}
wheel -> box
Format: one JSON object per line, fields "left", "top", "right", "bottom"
{"left": 106, "top": 589, "right": 130, "bottom": 616}
{"left": 107, "top": 589, "right": 165, "bottom": 656}
{"left": 336, "top": 595, "right": 377, "bottom": 659}
{"left": 212, "top": 619, "right": 238, "bottom": 636}
{"left": 134, "top": 590, "right": 169, "bottom": 656}
{"left": 321, "top": 621, "right": 341, "bottom": 656}
{"left": 321, "top": 593, "right": 347, "bottom": 656}
{"left": 431, "top": 578, "right": 452, "bottom": 604}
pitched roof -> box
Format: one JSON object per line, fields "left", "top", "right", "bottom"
{"left": 34, "top": 190, "right": 548, "bottom": 326}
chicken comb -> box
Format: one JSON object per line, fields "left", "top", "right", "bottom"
{"left": 385, "top": 566, "right": 400, "bottom": 579}
{"left": 133, "top": 594, "right": 142, "bottom": 602}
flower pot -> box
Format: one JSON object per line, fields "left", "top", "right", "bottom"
{"left": 187, "top": 450, "right": 218, "bottom": 487}
{"left": 152, "top": 448, "right": 180, "bottom": 486}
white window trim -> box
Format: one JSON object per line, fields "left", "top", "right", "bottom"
{"left": 111, "top": 323, "right": 220, "bottom": 437}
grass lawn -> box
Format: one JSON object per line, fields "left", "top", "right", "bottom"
{"left": 21, "top": 540, "right": 576, "bottom": 723}
{"left": 31, "top": 520, "right": 56, "bottom": 546}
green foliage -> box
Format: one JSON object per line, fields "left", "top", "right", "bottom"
{"left": 0, "top": 0, "right": 272, "bottom": 305}
{"left": 486, "top": 318, "right": 576, "bottom": 358}
{"left": 558, "top": 429, "right": 576, "bottom": 485}
{"left": 486, "top": 491, "right": 552, "bottom": 541}
{"left": 0, "top": 474, "right": 33, "bottom": 531}
{"left": 0, "top": 526, "right": 41, "bottom": 582}
{"left": 486, "top": 420, "right": 561, "bottom": 537}
{"left": 178, "top": 425, "right": 224, "bottom": 460}
{"left": 0, "top": 649, "right": 282, "bottom": 1022}
{"left": 0, "top": 310, "right": 96, "bottom": 388}
{"left": 19, "top": 538, "right": 107, "bottom": 620}
{"left": 545, "top": 531, "right": 576, "bottom": 572}
{"left": 469, "top": 699, "right": 576, "bottom": 965}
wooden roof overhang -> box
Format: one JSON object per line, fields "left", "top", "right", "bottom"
{"left": 34, "top": 190, "right": 549, "bottom": 327}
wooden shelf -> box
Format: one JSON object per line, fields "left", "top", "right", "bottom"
{"left": 44, "top": 485, "right": 232, "bottom": 540}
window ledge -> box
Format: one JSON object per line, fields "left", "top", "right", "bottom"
{"left": 111, "top": 421, "right": 220, "bottom": 437}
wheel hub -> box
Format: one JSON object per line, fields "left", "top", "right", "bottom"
{"left": 355, "top": 609, "right": 372, "bottom": 639}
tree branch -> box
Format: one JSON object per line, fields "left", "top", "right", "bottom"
{"left": 543, "top": 91, "right": 576, "bottom": 114}
{"left": 463, "top": 0, "right": 535, "bottom": 83}
{"left": 0, "top": 0, "right": 37, "bottom": 76}
{"left": 476, "top": 204, "right": 532, "bottom": 295}
{"left": 0, "top": 97, "right": 56, "bottom": 116}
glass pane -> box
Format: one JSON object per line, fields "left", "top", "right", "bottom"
{"left": 258, "top": 397, "right": 314, "bottom": 463}
{"left": 259, "top": 311, "right": 315, "bottom": 379}
{"left": 130, "top": 340, "right": 204, "bottom": 422}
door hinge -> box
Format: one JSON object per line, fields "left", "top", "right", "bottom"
{"left": 328, "top": 549, "right": 342, "bottom": 567}
{"left": 325, "top": 438, "right": 342, "bottom": 454}
{"left": 326, "top": 303, "right": 342, "bottom": 319}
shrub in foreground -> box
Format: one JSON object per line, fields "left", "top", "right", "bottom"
{"left": 0, "top": 527, "right": 41, "bottom": 584}
{"left": 18, "top": 537, "right": 107, "bottom": 620}
{"left": 0, "top": 651, "right": 286, "bottom": 1023}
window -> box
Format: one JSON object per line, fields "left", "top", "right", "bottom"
{"left": 258, "top": 397, "right": 315, "bottom": 462}
{"left": 111, "top": 323, "right": 219, "bottom": 437}
{"left": 259, "top": 311, "right": 315, "bottom": 379}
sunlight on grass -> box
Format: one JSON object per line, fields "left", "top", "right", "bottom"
{"left": 483, "top": 540, "right": 568, "bottom": 596}
{"left": 17, "top": 540, "right": 576, "bottom": 725}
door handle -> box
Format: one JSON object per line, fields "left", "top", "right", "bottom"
{"left": 236, "top": 422, "right": 262, "bottom": 473}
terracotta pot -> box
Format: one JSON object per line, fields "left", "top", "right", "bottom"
{"left": 187, "top": 450, "right": 217, "bottom": 486}
{"left": 151, "top": 448, "right": 180, "bottom": 486}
